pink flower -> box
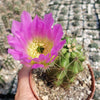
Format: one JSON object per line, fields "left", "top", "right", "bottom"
{"left": 8, "top": 11, "right": 66, "bottom": 69}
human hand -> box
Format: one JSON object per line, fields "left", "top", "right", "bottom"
{"left": 15, "top": 66, "right": 37, "bottom": 100}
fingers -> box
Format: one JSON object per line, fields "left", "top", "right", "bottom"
{"left": 15, "top": 66, "right": 37, "bottom": 100}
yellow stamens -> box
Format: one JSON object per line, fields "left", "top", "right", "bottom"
{"left": 27, "top": 37, "right": 53, "bottom": 59}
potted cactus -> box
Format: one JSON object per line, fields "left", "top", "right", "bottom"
{"left": 7, "top": 11, "right": 95, "bottom": 100}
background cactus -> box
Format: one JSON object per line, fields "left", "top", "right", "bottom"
{"left": 46, "top": 37, "right": 85, "bottom": 88}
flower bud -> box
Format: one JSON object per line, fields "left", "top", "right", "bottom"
{"left": 67, "top": 44, "right": 71, "bottom": 48}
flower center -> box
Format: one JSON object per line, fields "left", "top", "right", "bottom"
{"left": 27, "top": 37, "right": 53, "bottom": 59}
{"left": 36, "top": 46, "right": 44, "bottom": 53}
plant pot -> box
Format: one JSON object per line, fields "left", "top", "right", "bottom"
{"left": 29, "top": 64, "right": 95, "bottom": 100}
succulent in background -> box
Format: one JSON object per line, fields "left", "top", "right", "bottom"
{"left": 63, "top": 2, "right": 68, "bottom": 6}
{"left": 26, "top": 3, "right": 31, "bottom": 13}
{"left": 86, "top": 15, "right": 92, "bottom": 21}
{"left": 0, "top": 60, "right": 3, "bottom": 71}
{"left": 87, "top": 0, "right": 91, "bottom": 3}
{"left": 96, "top": 0, "right": 100, "bottom": 3}
{"left": 60, "top": 8, "right": 67, "bottom": 14}
{"left": 58, "top": 16, "right": 64, "bottom": 21}
{"left": 72, "top": 30, "right": 80, "bottom": 37}
{"left": 73, "top": 5, "right": 79, "bottom": 9}
{"left": 0, "top": 75, "right": 6, "bottom": 88}
{"left": 73, "top": 15, "right": 80, "bottom": 21}
{"left": 72, "top": 21, "right": 79, "bottom": 26}
{"left": 14, "top": 1, "right": 21, "bottom": 6}
{"left": 88, "top": 43, "right": 98, "bottom": 49}
{"left": 0, "top": 44, "right": 5, "bottom": 54}
{"left": 88, "top": 32, "right": 96, "bottom": 37}
{"left": 7, "top": 13, "right": 13, "bottom": 19}
{"left": 6, "top": 2, "right": 13, "bottom": 11}
{"left": 53, "top": 1, "right": 60, "bottom": 5}
{"left": 1, "top": 15, "right": 8, "bottom": 28}
{"left": 0, "top": 26, "right": 3, "bottom": 34}
{"left": 88, "top": 23, "right": 95, "bottom": 27}
{"left": 14, "top": 7, "right": 20, "bottom": 15}
{"left": 75, "top": 1, "right": 80, "bottom": 4}
{"left": 21, "top": 0, "right": 25, "bottom": 4}
{"left": 73, "top": 9, "right": 80, "bottom": 14}
{"left": 3, "top": 57, "right": 15, "bottom": 69}
{"left": 89, "top": 55, "right": 100, "bottom": 62}
{"left": 46, "top": 37, "right": 85, "bottom": 88}
{"left": 94, "top": 70, "right": 100, "bottom": 80}
{"left": 0, "top": 6, "right": 6, "bottom": 13}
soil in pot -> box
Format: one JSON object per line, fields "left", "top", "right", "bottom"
{"left": 31, "top": 62, "right": 94, "bottom": 100}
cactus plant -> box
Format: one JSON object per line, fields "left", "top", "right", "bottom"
{"left": 89, "top": 55, "right": 100, "bottom": 62}
{"left": 0, "top": 75, "right": 6, "bottom": 88}
{"left": 72, "top": 30, "right": 80, "bottom": 36}
{"left": 88, "top": 23, "right": 95, "bottom": 27}
{"left": 46, "top": 37, "right": 85, "bottom": 88}
{"left": 14, "top": 7, "right": 20, "bottom": 15}
{"left": 7, "top": 13, "right": 13, "bottom": 19}
{"left": 26, "top": 3, "right": 31, "bottom": 13}
{"left": 1, "top": 15, "right": 8, "bottom": 28}
{"left": 3, "top": 57, "right": 15, "bottom": 69}
{"left": 6, "top": 2, "right": 13, "bottom": 11}
{"left": 86, "top": 15, "right": 92, "bottom": 21}
{"left": 73, "top": 9, "right": 80, "bottom": 14}
{"left": 0, "top": 26, "right": 3, "bottom": 34}
{"left": 73, "top": 15, "right": 80, "bottom": 21}
{"left": 21, "top": 0, "right": 25, "bottom": 4}
{"left": 72, "top": 21, "right": 79, "bottom": 26}
{"left": 88, "top": 43, "right": 98, "bottom": 49}
{"left": 60, "top": 8, "right": 67, "bottom": 14}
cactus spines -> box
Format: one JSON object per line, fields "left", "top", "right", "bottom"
{"left": 46, "top": 37, "right": 85, "bottom": 88}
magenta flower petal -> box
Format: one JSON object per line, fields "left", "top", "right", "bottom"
{"left": 8, "top": 49, "right": 22, "bottom": 60}
{"left": 8, "top": 11, "right": 66, "bottom": 69}
{"left": 43, "top": 13, "right": 54, "bottom": 28}
{"left": 11, "top": 20, "right": 21, "bottom": 38}
{"left": 32, "top": 64, "right": 44, "bottom": 69}
{"left": 52, "top": 24, "right": 63, "bottom": 45}
{"left": 51, "top": 40, "right": 66, "bottom": 55}
{"left": 21, "top": 11, "right": 32, "bottom": 29}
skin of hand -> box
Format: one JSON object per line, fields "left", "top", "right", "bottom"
{"left": 15, "top": 66, "right": 37, "bottom": 100}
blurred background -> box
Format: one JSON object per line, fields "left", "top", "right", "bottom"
{"left": 0, "top": 0, "right": 100, "bottom": 99}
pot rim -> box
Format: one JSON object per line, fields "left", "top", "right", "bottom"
{"left": 87, "top": 64, "right": 95, "bottom": 100}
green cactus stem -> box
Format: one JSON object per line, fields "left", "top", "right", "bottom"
{"left": 46, "top": 37, "right": 85, "bottom": 88}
